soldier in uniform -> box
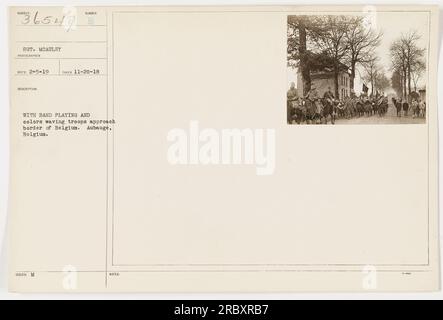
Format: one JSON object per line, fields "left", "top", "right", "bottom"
{"left": 305, "top": 86, "right": 321, "bottom": 123}
{"left": 419, "top": 100, "right": 426, "bottom": 118}
{"left": 411, "top": 99, "right": 419, "bottom": 118}
{"left": 287, "top": 82, "right": 298, "bottom": 124}
{"left": 323, "top": 86, "right": 335, "bottom": 104}
{"left": 395, "top": 98, "right": 402, "bottom": 117}
{"left": 402, "top": 99, "right": 410, "bottom": 117}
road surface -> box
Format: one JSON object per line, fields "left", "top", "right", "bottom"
{"left": 334, "top": 105, "right": 425, "bottom": 125}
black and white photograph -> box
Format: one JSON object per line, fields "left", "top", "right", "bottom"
{"left": 287, "top": 11, "right": 429, "bottom": 125}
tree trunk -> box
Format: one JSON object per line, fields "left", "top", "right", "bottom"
{"left": 407, "top": 49, "right": 412, "bottom": 98}
{"left": 298, "top": 21, "right": 311, "bottom": 96}
{"left": 399, "top": 72, "right": 404, "bottom": 99}
{"left": 402, "top": 67, "right": 407, "bottom": 99}
{"left": 334, "top": 65, "right": 340, "bottom": 98}
{"left": 350, "top": 61, "right": 356, "bottom": 91}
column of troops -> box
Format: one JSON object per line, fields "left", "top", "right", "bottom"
{"left": 287, "top": 82, "right": 426, "bottom": 124}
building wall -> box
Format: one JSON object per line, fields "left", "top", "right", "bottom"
{"left": 419, "top": 89, "right": 426, "bottom": 102}
{"left": 338, "top": 72, "right": 350, "bottom": 100}
{"left": 297, "top": 71, "right": 350, "bottom": 100}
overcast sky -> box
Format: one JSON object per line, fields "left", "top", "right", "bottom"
{"left": 288, "top": 10, "right": 430, "bottom": 94}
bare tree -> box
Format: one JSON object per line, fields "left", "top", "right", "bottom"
{"left": 390, "top": 39, "right": 408, "bottom": 98}
{"left": 344, "top": 17, "right": 382, "bottom": 91}
{"left": 391, "top": 69, "right": 403, "bottom": 98}
{"left": 309, "top": 15, "right": 350, "bottom": 98}
{"left": 411, "top": 58, "right": 426, "bottom": 92}
{"left": 288, "top": 16, "right": 313, "bottom": 95}
{"left": 362, "top": 55, "right": 381, "bottom": 96}
{"left": 374, "top": 71, "right": 390, "bottom": 94}
{"left": 390, "top": 30, "right": 426, "bottom": 99}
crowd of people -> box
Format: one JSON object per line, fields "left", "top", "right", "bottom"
{"left": 287, "top": 82, "right": 425, "bottom": 124}
{"left": 392, "top": 97, "right": 426, "bottom": 118}
{"left": 287, "top": 83, "right": 390, "bottom": 124}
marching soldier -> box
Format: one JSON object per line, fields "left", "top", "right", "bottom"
{"left": 323, "top": 86, "right": 335, "bottom": 104}
{"left": 305, "top": 86, "right": 321, "bottom": 122}
{"left": 287, "top": 82, "right": 299, "bottom": 123}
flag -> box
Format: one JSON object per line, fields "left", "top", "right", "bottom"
{"left": 362, "top": 83, "right": 369, "bottom": 93}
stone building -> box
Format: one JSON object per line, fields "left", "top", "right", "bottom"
{"left": 297, "top": 65, "right": 351, "bottom": 100}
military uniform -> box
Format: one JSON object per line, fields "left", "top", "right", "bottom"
{"left": 323, "top": 90, "right": 334, "bottom": 101}
{"left": 306, "top": 89, "right": 321, "bottom": 115}
{"left": 287, "top": 88, "right": 298, "bottom": 123}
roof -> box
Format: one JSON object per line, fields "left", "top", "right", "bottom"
{"left": 298, "top": 51, "right": 350, "bottom": 74}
